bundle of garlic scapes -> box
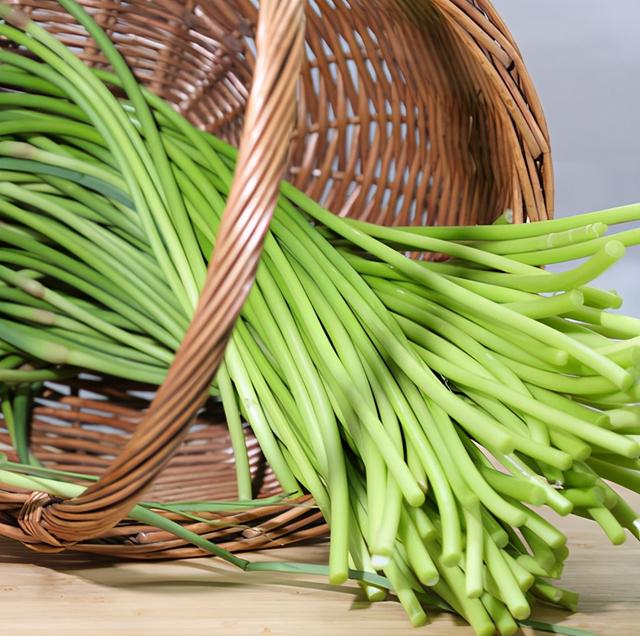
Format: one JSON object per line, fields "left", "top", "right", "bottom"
{"left": 0, "top": 2, "right": 639, "bottom": 634}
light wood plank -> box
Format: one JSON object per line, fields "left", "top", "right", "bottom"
{"left": 0, "top": 494, "right": 638, "bottom": 635}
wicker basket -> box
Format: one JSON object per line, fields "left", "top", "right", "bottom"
{"left": 0, "top": 0, "right": 551, "bottom": 558}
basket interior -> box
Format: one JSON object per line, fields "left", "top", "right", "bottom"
{"left": 0, "top": 378, "right": 278, "bottom": 503}
{"left": 4, "top": 0, "right": 548, "bottom": 226}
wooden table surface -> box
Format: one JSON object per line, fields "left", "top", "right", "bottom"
{"left": 1, "top": 494, "right": 638, "bottom": 636}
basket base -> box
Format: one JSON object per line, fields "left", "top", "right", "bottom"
{"left": 0, "top": 377, "right": 327, "bottom": 559}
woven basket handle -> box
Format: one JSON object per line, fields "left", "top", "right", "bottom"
{"left": 26, "top": 0, "right": 306, "bottom": 545}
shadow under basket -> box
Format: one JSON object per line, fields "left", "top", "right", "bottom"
{"left": 0, "top": 0, "right": 551, "bottom": 559}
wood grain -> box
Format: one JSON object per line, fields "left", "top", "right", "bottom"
{"left": 0, "top": 493, "right": 637, "bottom": 636}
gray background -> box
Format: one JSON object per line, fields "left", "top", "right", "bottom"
{"left": 492, "top": 0, "right": 640, "bottom": 315}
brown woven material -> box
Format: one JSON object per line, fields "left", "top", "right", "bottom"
{"left": 0, "top": 379, "right": 325, "bottom": 557}
{"left": 0, "top": 0, "right": 552, "bottom": 558}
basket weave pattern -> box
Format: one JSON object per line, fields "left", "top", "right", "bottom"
{"left": 0, "top": 378, "right": 324, "bottom": 557}
{"left": 0, "top": 0, "right": 551, "bottom": 558}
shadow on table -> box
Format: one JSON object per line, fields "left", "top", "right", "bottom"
{"left": 0, "top": 537, "right": 115, "bottom": 569}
